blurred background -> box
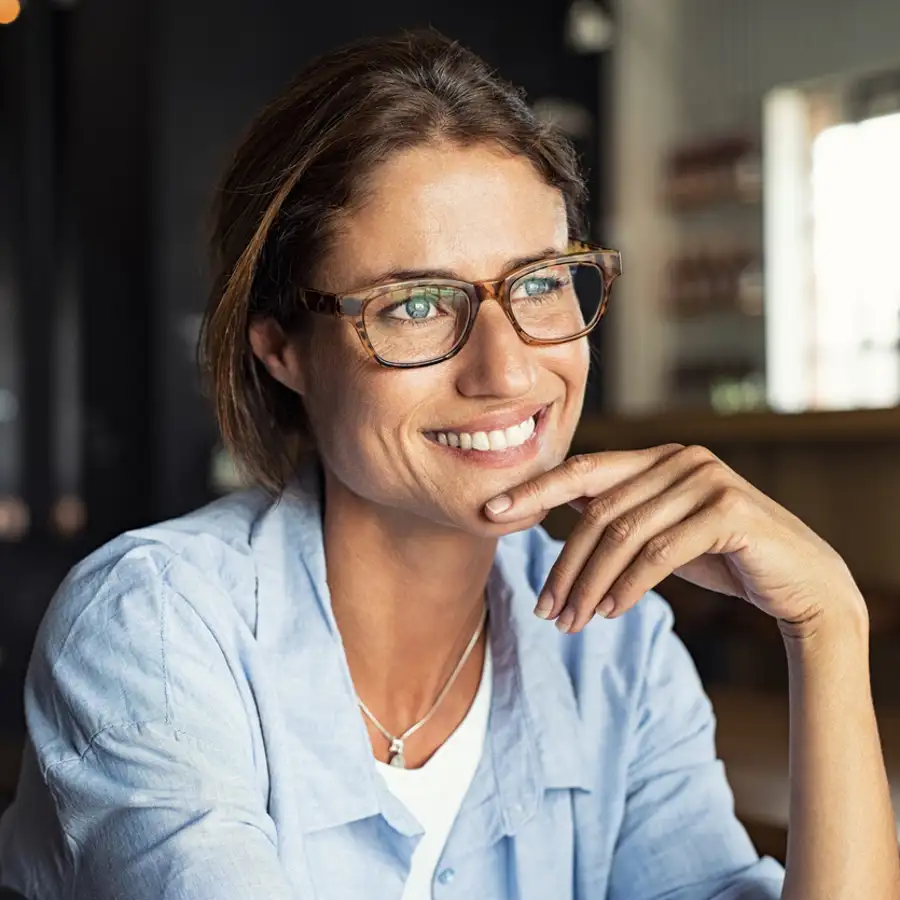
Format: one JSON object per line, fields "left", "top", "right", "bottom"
{"left": 2, "top": 0, "right": 900, "bottom": 864}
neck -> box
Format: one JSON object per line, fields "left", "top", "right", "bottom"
{"left": 321, "top": 467, "right": 495, "bottom": 730}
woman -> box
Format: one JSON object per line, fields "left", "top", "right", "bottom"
{"left": 0, "top": 30, "right": 897, "bottom": 900}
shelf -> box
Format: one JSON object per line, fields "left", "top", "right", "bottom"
{"left": 573, "top": 406, "right": 900, "bottom": 450}
{"left": 664, "top": 190, "right": 762, "bottom": 214}
{"left": 667, "top": 307, "right": 764, "bottom": 322}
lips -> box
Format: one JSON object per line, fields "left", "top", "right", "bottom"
{"left": 421, "top": 404, "right": 552, "bottom": 461}
{"left": 425, "top": 403, "right": 548, "bottom": 437}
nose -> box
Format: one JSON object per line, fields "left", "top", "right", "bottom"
{"left": 454, "top": 298, "right": 538, "bottom": 400}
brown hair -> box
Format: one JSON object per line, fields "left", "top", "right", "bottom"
{"left": 200, "top": 29, "right": 588, "bottom": 493}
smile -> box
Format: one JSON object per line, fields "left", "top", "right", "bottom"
{"left": 423, "top": 406, "right": 547, "bottom": 455}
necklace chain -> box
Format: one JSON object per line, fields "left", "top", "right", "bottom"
{"left": 358, "top": 604, "right": 488, "bottom": 769}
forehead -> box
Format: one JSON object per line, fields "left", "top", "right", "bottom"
{"left": 324, "top": 142, "right": 569, "bottom": 288}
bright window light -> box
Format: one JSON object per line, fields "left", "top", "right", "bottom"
{"left": 810, "top": 112, "right": 900, "bottom": 409}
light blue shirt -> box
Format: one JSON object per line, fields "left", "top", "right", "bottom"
{"left": 0, "top": 462, "right": 784, "bottom": 900}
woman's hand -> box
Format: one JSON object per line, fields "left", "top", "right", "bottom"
{"left": 484, "top": 443, "right": 865, "bottom": 635}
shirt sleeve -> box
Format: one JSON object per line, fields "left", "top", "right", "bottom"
{"left": 24, "top": 546, "right": 298, "bottom": 900}
{"left": 607, "top": 597, "right": 785, "bottom": 900}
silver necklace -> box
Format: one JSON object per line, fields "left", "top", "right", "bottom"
{"left": 358, "top": 604, "right": 488, "bottom": 769}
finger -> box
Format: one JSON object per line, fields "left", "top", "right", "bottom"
{"left": 554, "top": 467, "right": 714, "bottom": 633}
{"left": 484, "top": 443, "right": 685, "bottom": 522}
{"left": 598, "top": 502, "right": 728, "bottom": 621}
{"left": 536, "top": 448, "right": 718, "bottom": 620}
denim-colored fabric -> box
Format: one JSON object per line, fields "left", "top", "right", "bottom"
{"left": 0, "top": 463, "right": 784, "bottom": 900}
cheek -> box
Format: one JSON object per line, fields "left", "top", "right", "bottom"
{"left": 300, "top": 328, "right": 422, "bottom": 447}
{"left": 297, "top": 326, "right": 369, "bottom": 431}
{"left": 547, "top": 339, "right": 591, "bottom": 392}
{"left": 575, "top": 339, "right": 592, "bottom": 379}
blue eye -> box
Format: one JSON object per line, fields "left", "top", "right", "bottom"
{"left": 404, "top": 296, "right": 433, "bottom": 319}
{"left": 374, "top": 285, "right": 464, "bottom": 328}
{"left": 523, "top": 278, "right": 555, "bottom": 296}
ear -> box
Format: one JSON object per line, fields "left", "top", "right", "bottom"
{"left": 248, "top": 318, "right": 308, "bottom": 396}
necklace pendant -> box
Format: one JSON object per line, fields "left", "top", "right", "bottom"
{"left": 388, "top": 738, "right": 406, "bottom": 768}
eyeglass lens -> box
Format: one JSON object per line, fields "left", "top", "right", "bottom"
{"left": 360, "top": 263, "right": 605, "bottom": 365}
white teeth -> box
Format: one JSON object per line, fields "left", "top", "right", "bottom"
{"left": 504, "top": 423, "right": 523, "bottom": 446}
{"left": 487, "top": 430, "right": 507, "bottom": 451}
{"left": 430, "top": 413, "right": 539, "bottom": 452}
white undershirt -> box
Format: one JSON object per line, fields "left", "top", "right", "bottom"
{"left": 375, "top": 638, "right": 493, "bottom": 900}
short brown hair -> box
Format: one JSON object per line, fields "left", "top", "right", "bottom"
{"left": 200, "top": 29, "right": 588, "bottom": 493}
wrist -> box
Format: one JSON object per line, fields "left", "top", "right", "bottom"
{"left": 780, "top": 589, "right": 869, "bottom": 663}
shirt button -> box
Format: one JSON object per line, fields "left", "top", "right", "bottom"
{"left": 437, "top": 868, "right": 456, "bottom": 885}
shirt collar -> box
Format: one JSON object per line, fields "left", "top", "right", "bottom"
{"left": 250, "top": 459, "right": 592, "bottom": 837}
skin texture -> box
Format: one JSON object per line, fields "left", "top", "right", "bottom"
{"left": 251, "top": 141, "right": 900, "bottom": 898}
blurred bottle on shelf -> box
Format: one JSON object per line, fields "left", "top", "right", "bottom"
{"left": 664, "top": 134, "right": 762, "bottom": 210}
{"left": 737, "top": 256, "right": 765, "bottom": 316}
{"left": 709, "top": 372, "right": 767, "bottom": 414}
{"left": 669, "top": 362, "right": 766, "bottom": 413}
{"left": 665, "top": 245, "right": 764, "bottom": 318}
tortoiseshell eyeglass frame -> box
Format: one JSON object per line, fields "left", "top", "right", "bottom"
{"left": 296, "top": 241, "right": 622, "bottom": 369}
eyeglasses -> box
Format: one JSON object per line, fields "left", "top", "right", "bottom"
{"left": 296, "top": 241, "right": 622, "bottom": 368}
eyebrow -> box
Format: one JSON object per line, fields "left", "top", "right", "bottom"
{"left": 360, "top": 247, "right": 566, "bottom": 287}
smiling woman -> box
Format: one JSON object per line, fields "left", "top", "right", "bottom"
{"left": 1, "top": 28, "right": 898, "bottom": 900}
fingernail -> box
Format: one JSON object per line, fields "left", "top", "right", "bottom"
{"left": 556, "top": 608, "right": 575, "bottom": 633}
{"left": 533, "top": 591, "right": 553, "bottom": 619}
{"left": 485, "top": 494, "right": 512, "bottom": 515}
{"left": 596, "top": 596, "right": 616, "bottom": 618}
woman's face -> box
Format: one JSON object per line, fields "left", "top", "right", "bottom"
{"left": 268, "top": 142, "right": 589, "bottom": 535}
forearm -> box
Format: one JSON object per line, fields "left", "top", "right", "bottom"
{"left": 782, "top": 600, "right": 900, "bottom": 900}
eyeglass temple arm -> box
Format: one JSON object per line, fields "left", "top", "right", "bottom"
{"left": 298, "top": 290, "right": 365, "bottom": 318}
{"left": 298, "top": 289, "right": 338, "bottom": 315}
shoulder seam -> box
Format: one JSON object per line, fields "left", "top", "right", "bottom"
{"left": 43, "top": 719, "right": 246, "bottom": 778}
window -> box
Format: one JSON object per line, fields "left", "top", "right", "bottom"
{"left": 764, "top": 71, "right": 900, "bottom": 411}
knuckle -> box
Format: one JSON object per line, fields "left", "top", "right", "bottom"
{"left": 687, "top": 457, "right": 729, "bottom": 489}
{"left": 680, "top": 444, "right": 716, "bottom": 467}
{"left": 547, "top": 559, "right": 578, "bottom": 592}
{"left": 613, "top": 570, "right": 639, "bottom": 598}
{"left": 518, "top": 478, "right": 547, "bottom": 506}
{"left": 582, "top": 494, "right": 615, "bottom": 528}
{"left": 567, "top": 453, "right": 596, "bottom": 478}
{"left": 716, "top": 485, "right": 749, "bottom": 514}
{"left": 605, "top": 514, "right": 640, "bottom": 547}
{"left": 643, "top": 533, "right": 674, "bottom": 566}
{"left": 658, "top": 442, "right": 686, "bottom": 456}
